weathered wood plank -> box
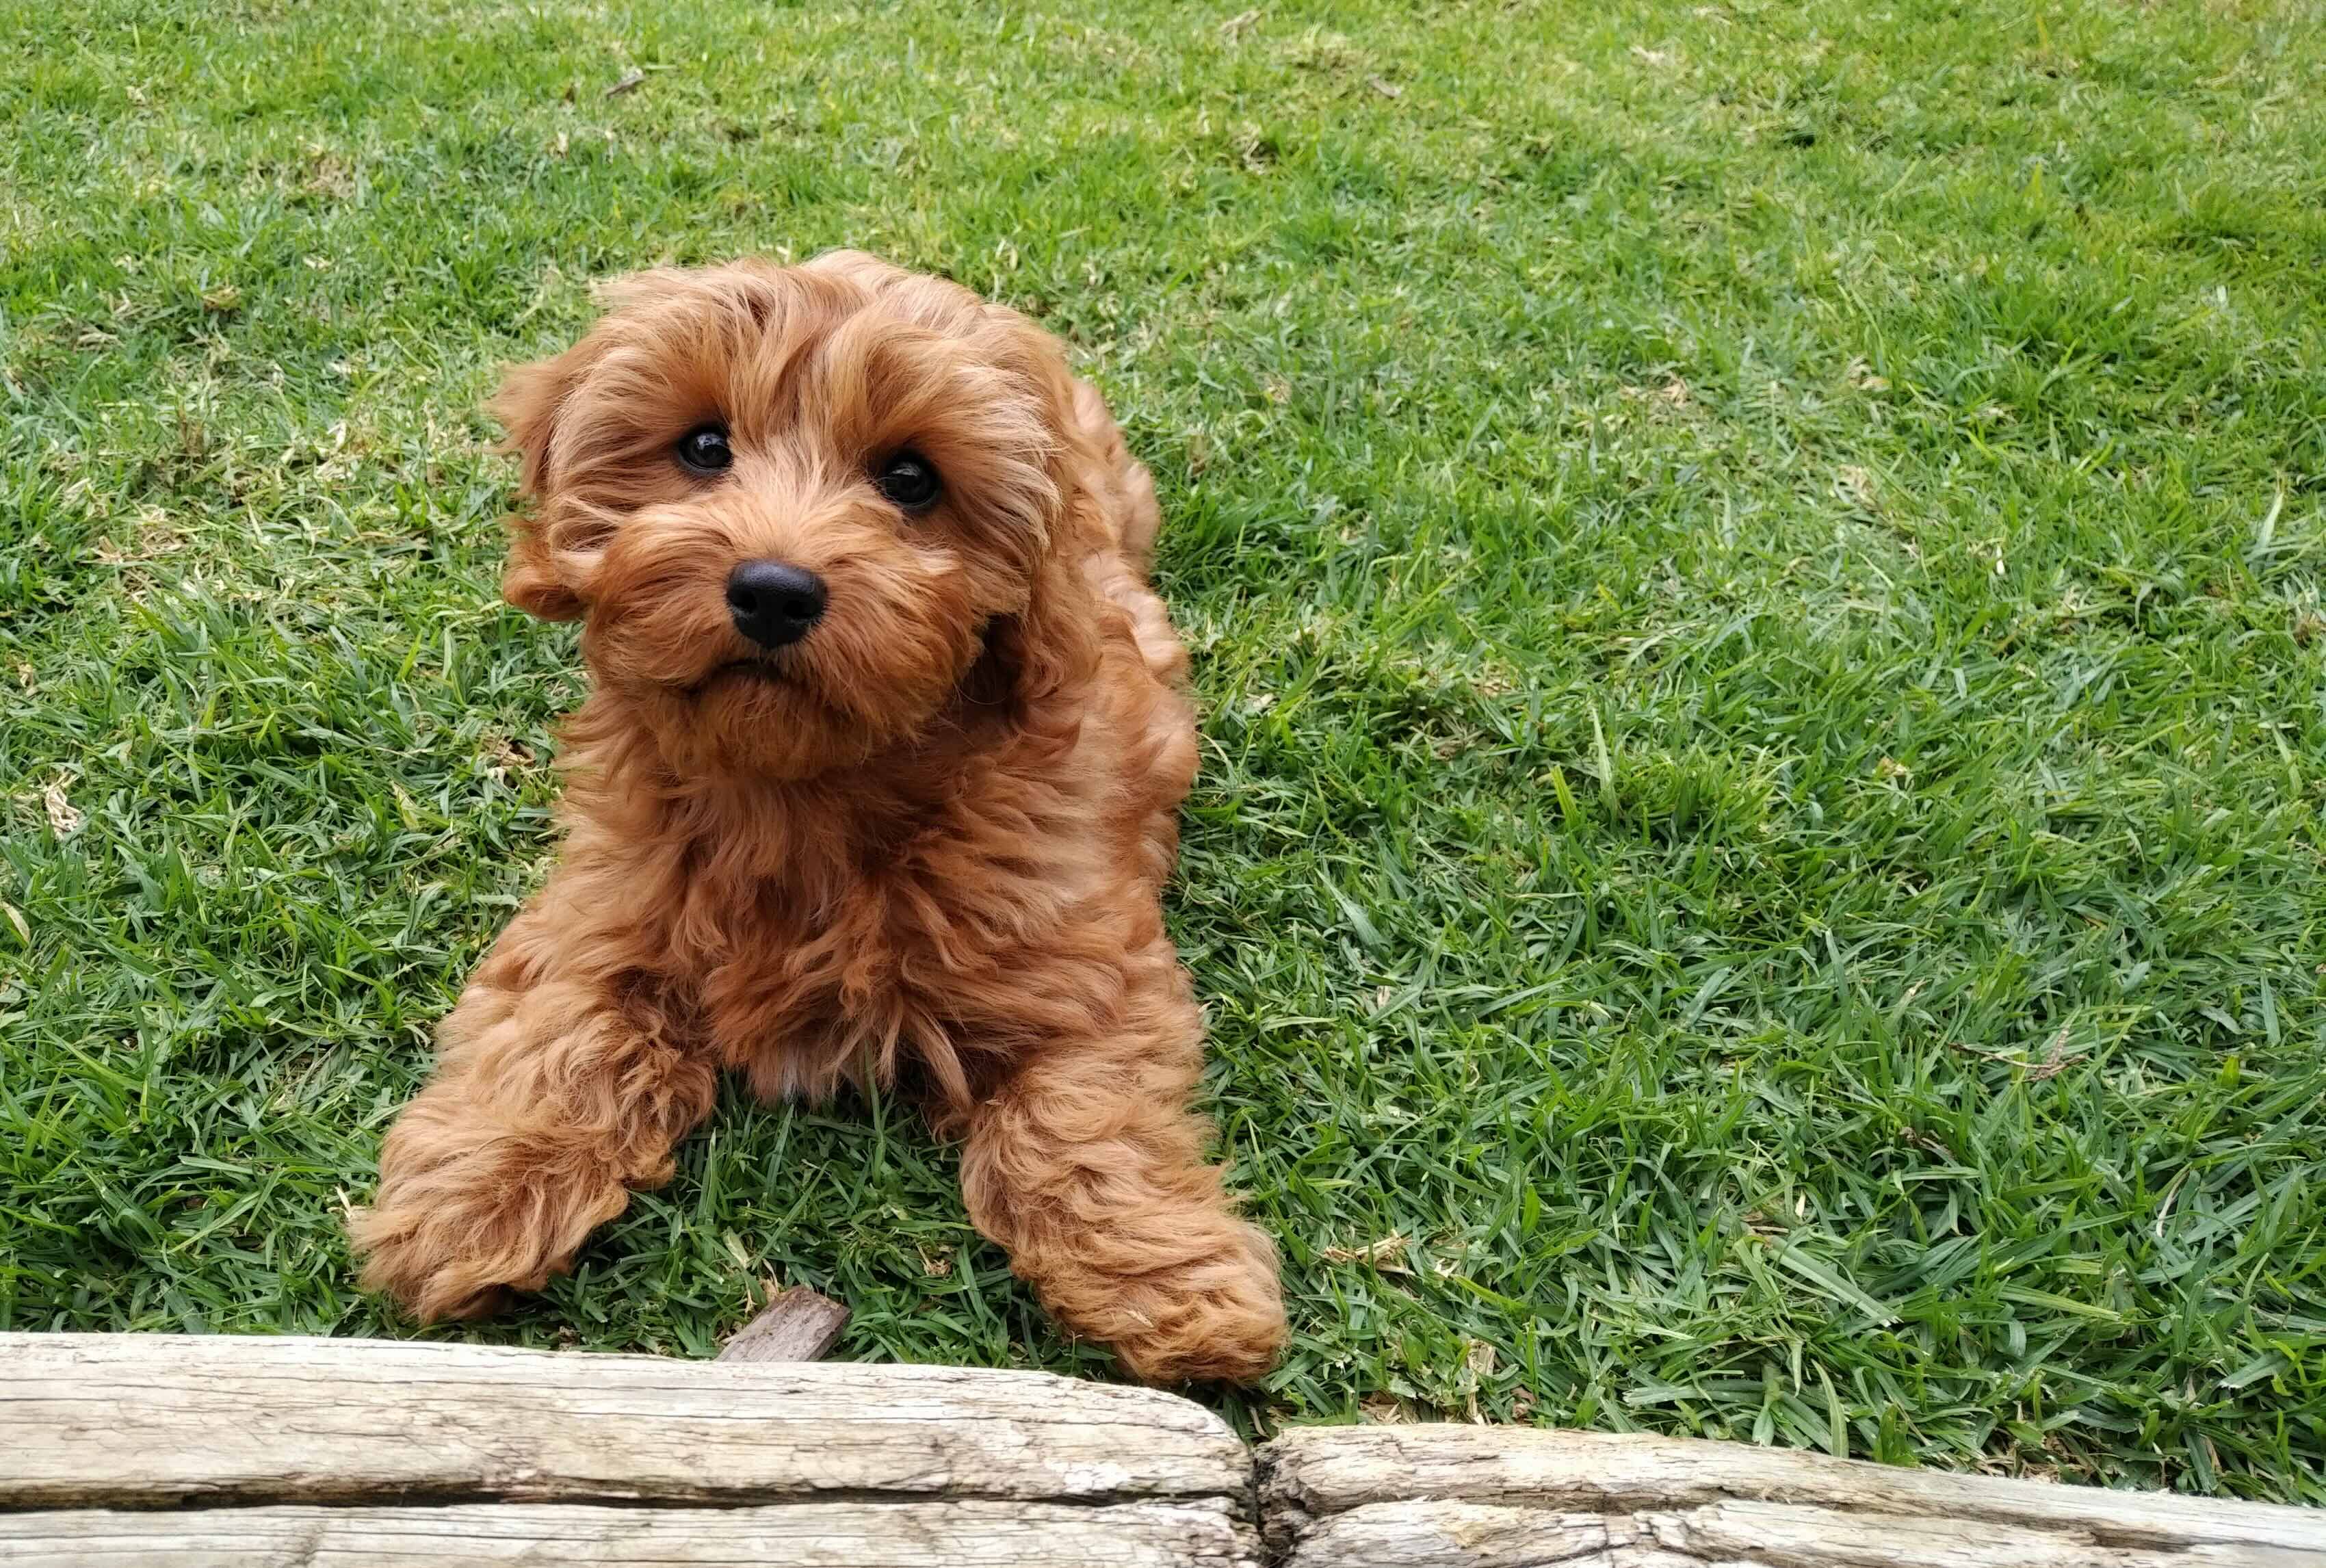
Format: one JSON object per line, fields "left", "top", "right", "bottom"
{"left": 1283, "top": 1499, "right": 1678, "bottom": 1568}
{"left": 0, "top": 1333, "right": 1246, "bottom": 1511}
{"left": 0, "top": 1499, "right": 1259, "bottom": 1567}
{"left": 1281, "top": 1498, "right": 2297, "bottom": 1567}
{"left": 1259, "top": 1428, "right": 2326, "bottom": 1567}
{"left": 716, "top": 1286, "right": 852, "bottom": 1363}
{"left": 11, "top": 1334, "right": 2323, "bottom": 1568}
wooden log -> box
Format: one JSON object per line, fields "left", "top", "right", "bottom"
{"left": 0, "top": 1499, "right": 1257, "bottom": 1567}
{"left": 0, "top": 1333, "right": 1248, "bottom": 1513}
{"left": 1257, "top": 1427, "right": 2326, "bottom": 1567}
{"left": 716, "top": 1285, "right": 851, "bottom": 1363}
{"left": 1277, "top": 1498, "right": 2284, "bottom": 1567}
{"left": 9, "top": 1333, "right": 2323, "bottom": 1567}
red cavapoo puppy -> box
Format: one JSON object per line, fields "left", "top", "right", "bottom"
{"left": 348, "top": 251, "right": 1287, "bottom": 1384}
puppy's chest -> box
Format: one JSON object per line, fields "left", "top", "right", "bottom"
{"left": 683, "top": 843, "right": 1095, "bottom": 1072}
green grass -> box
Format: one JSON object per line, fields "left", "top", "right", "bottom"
{"left": 5, "top": 0, "right": 2326, "bottom": 1502}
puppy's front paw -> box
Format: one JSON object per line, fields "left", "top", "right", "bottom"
{"left": 348, "top": 1121, "right": 633, "bottom": 1323}
{"left": 1104, "top": 1217, "right": 1288, "bottom": 1385}
{"left": 347, "top": 1199, "right": 519, "bottom": 1322}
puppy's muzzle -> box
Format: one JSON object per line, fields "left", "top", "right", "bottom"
{"left": 727, "top": 560, "right": 827, "bottom": 649}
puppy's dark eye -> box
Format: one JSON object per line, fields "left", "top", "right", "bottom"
{"left": 874, "top": 451, "right": 941, "bottom": 511}
{"left": 676, "top": 424, "right": 732, "bottom": 475}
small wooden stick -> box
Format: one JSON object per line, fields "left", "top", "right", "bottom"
{"left": 716, "top": 1285, "right": 851, "bottom": 1363}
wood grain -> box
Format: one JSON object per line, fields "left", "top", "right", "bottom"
{"left": 1259, "top": 1428, "right": 2326, "bottom": 1567}
{"left": 9, "top": 1333, "right": 2322, "bottom": 1567}
{"left": 0, "top": 1333, "right": 1246, "bottom": 1511}
{"left": 716, "top": 1286, "right": 851, "bottom": 1363}
{"left": 0, "top": 1500, "right": 1259, "bottom": 1567}
{"left": 1278, "top": 1498, "right": 2305, "bottom": 1567}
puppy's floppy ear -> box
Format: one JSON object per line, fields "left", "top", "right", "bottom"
{"left": 977, "top": 486, "right": 1108, "bottom": 740}
{"left": 971, "top": 324, "right": 1113, "bottom": 726}
{"left": 488, "top": 351, "right": 587, "bottom": 622}
{"left": 981, "top": 597, "right": 1080, "bottom": 727}
{"left": 490, "top": 353, "right": 573, "bottom": 503}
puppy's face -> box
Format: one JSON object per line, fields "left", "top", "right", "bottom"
{"left": 494, "top": 253, "right": 1075, "bottom": 780}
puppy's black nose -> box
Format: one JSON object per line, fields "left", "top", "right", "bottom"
{"left": 726, "top": 560, "right": 827, "bottom": 649}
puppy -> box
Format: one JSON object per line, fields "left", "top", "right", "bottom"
{"left": 348, "top": 252, "right": 1287, "bottom": 1384}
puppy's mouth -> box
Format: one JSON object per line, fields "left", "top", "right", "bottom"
{"left": 690, "top": 657, "right": 795, "bottom": 694}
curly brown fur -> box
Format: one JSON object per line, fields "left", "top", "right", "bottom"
{"left": 347, "top": 252, "right": 1285, "bottom": 1385}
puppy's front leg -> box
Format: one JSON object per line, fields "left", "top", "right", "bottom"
{"left": 957, "top": 935, "right": 1286, "bottom": 1385}
{"left": 349, "top": 896, "right": 716, "bottom": 1322}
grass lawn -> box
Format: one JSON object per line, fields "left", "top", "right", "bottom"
{"left": 6, "top": 0, "right": 2326, "bottom": 1500}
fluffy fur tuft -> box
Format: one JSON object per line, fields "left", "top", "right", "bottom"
{"left": 347, "top": 252, "right": 1285, "bottom": 1384}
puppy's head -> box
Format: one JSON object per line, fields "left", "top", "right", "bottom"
{"left": 493, "top": 252, "right": 1094, "bottom": 780}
